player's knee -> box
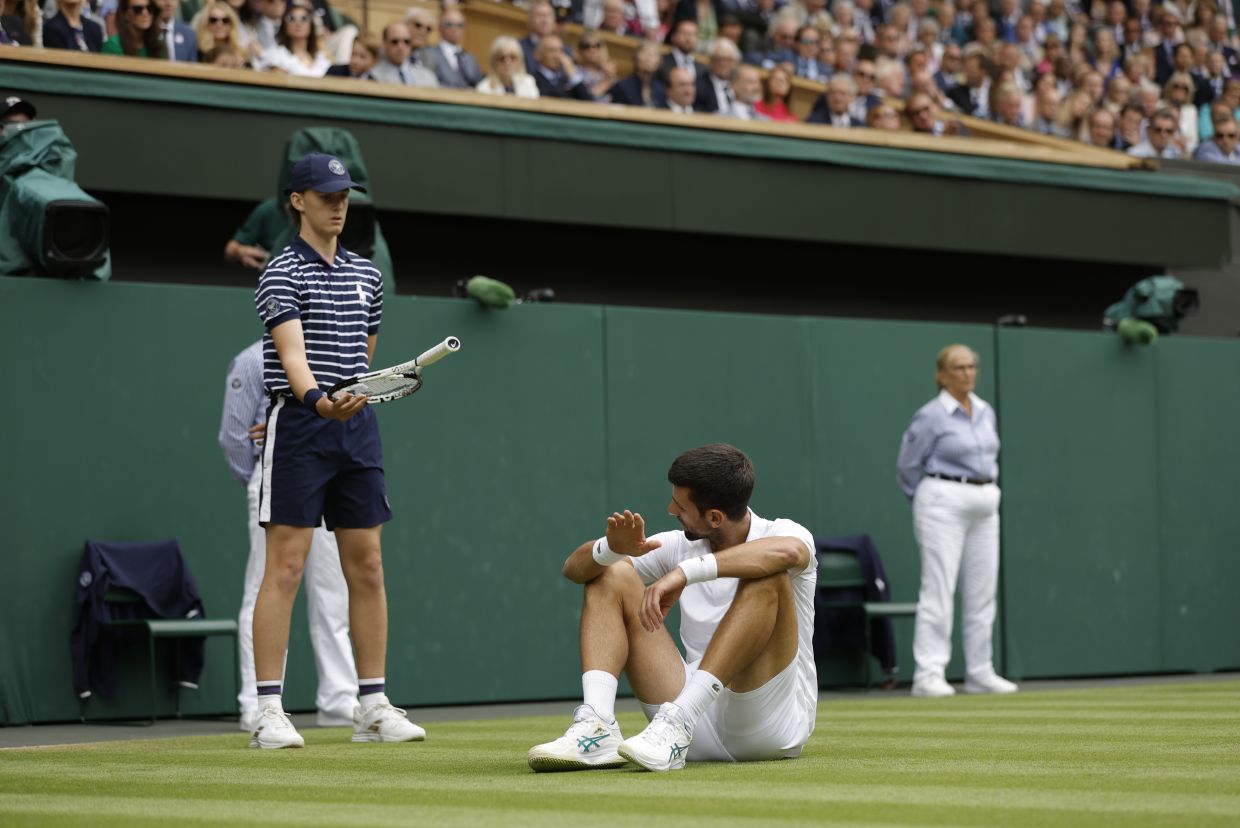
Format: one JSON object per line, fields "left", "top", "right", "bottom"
{"left": 342, "top": 553, "right": 385, "bottom": 592}
{"left": 735, "top": 571, "right": 787, "bottom": 603}
{"left": 585, "top": 560, "right": 640, "bottom": 597}
{"left": 266, "top": 557, "right": 306, "bottom": 592}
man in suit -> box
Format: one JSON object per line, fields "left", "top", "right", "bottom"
{"left": 664, "top": 65, "right": 698, "bottom": 114}
{"left": 522, "top": 0, "right": 573, "bottom": 74}
{"left": 42, "top": 0, "right": 104, "bottom": 52}
{"left": 154, "top": 0, "right": 198, "bottom": 61}
{"left": 694, "top": 38, "right": 740, "bottom": 113}
{"left": 1153, "top": 7, "right": 1183, "bottom": 86}
{"left": 609, "top": 41, "right": 667, "bottom": 108}
{"left": 532, "top": 34, "right": 595, "bottom": 100}
{"left": 418, "top": 6, "right": 483, "bottom": 88}
{"left": 791, "top": 24, "right": 831, "bottom": 81}
{"left": 1207, "top": 18, "right": 1240, "bottom": 77}
{"left": 726, "top": 64, "right": 769, "bottom": 120}
{"left": 946, "top": 50, "right": 991, "bottom": 117}
{"left": 807, "top": 74, "right": 866, "bottom": 126}
{"left": 743, "top": 15, "right": 796, "bottom": 69}
{"left": 371, "top": 21, "right": 438, "bottom": 86}
{"left": 658, "top": 18, "right": 701, "bottom": 85}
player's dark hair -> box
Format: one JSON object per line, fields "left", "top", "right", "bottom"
{"left": 667, "top": 443, "right": 754, "bottom": 520}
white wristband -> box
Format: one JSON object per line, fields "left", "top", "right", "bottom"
{"left": 678, "top": 554, "right": 718, "bottom": 585}
{"left": 592, "top": 537, "right": 624, "bottom": 567}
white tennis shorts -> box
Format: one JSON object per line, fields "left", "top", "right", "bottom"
{"left": 640, "top": 657, "right": 815, "bottom": 762}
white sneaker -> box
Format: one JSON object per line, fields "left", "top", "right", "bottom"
{"left": 239, "top": 710, "right": 257, "bottom": 734}
{"left": 249, "top": 705, "right": 305, "bottom": 749}
{"left": 527, "top": 705, "right": 627, "bottom": 772}
{"left": 351, "top": 696, "right": 426, "bottom": 743}
{"left": 911, "top": 676, "right": 956, "bottom": 698}
{"left": 964, "top": 673, "right": 1019, "bottom": 694}
{"left": 617, "top": 702, "right": 692, "bottom": 772}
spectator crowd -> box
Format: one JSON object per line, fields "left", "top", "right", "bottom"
{"left": 4, "top": 0, "right": 1240, "bottom": 162}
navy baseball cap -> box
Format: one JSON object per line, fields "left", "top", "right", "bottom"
{"left": 1, "top": 95, "right": 36, "bottom": 120}
{"left": 287, "top": 153, "right": 368, "bottom": 194}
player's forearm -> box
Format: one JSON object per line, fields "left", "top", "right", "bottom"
{"left": 367, "top": 334, "right": 377, "bottom": 366}
{"left": 271, "top": 320, "right": 320, "bottom": 401}
{"left": 563, "top": 540, "right": 606, "bottom": 584}
{"left": 713, "top": 537, "right": 809, "bottom": 580}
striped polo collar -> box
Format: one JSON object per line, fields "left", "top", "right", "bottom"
{"left": 290, "top": 234, "right": 352, "bottom": 269}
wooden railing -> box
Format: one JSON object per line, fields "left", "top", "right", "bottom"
{"left": 0, "top": 42, "right": 1143, "bottom": 170}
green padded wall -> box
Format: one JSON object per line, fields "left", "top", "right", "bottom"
{"left": 997, "top": 328, "right": 1162, "bottom": 677}
{"left": 1154, "top": 339, "right": 1240, "bottom": 673}
{"left": 3, "top": 278, "right": 1238, "bottom": 726}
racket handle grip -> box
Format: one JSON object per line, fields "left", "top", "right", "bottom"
{"left": 417, "top": 336, "right": 461, "bottom": 368}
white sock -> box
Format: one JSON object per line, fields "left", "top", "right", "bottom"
{"left": 673, "top": 669, "right": 724, "bottom": 728}
{"left": 257, "top": 681, "right": 283, "bottom": 711}
{"left": 581, "top": 670, "right": 618, "bottom": 723}
{"left": 359, "top": 677, "right": 386, "bottom": 708}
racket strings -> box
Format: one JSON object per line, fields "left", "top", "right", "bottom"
{"left": 338, "top": 373, "right": 422, "bottom": 400}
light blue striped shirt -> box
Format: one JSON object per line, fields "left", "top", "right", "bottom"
{"left": 896, "top": 390, "right": 1000, "bottom": 499}
{"left": 255, "top": 235, "right": 384, "bottom": 395}
{"left": 218, "top": 341, "right": 266, "bottom": 484}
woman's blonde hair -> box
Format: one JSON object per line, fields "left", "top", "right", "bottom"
{"left": 196, "top": 1, "right": 243, "bottom": 56}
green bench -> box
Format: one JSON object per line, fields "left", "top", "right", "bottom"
{"left": 817, "top": 551, "right": 918, "bottom": 688}
{"left": 85, "top": 588, "right": 240, "bottom": 725}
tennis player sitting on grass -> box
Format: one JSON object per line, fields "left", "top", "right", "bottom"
{"left": 528, "top": 443, "right": 818, "bottom": 772}
{"left": 250, "top": 152, "right": 423, "bottom": 749}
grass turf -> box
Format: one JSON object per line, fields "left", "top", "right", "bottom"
{"left": 1, "top": 680, "right": 1237, "bottom": 827}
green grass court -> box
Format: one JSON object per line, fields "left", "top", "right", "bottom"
{"left": 2, "top": 680, "right": 1236, "bottom": 827}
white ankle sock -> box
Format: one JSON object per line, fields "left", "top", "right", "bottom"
{"left": 673, "top": 669, "right": 724, "bottom": 727}
{"left": 581, "top": 670, "right": 618, "bottom": 723}
{"left": 257, "top": 681, "right": 283, "bottom": 711}
{"left": 359, "top": 677, "right": 386, "bottom": 709}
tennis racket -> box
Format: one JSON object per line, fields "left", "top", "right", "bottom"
{"left": 327, "top": 336, "right": 461, "bottom": 404}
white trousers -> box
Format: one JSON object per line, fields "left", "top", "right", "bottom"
{"left": 238, "top": 464, "right": 358, "bottom": 719}
{"left": 911, "top": 477, "right": 1002, "bottom": 685}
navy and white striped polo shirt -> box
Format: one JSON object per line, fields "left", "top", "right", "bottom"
{"left": 255, "top": 235, "right": 384, "bottom": 396}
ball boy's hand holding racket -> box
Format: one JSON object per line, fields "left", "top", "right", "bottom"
{"left": 327, "top": 336, "right": 461, "bottom": 404}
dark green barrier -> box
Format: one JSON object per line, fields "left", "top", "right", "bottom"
{"left": 2, "top": 278, "right": 1237, "bottom": 725}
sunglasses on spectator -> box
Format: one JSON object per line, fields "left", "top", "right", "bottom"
{"left": 855, "top": 71, "right": 875, "bottom": 79}
{"left": 1171, "top": 84, "right": 1191, "bottom": 91}
{"left": 129, "top": 4, "right": 152, "bottom": 13}
{"left": 497, "top": 53, "right": 521, "bottom": 61}
{"left": 285, "top": 12, "right": 310, "bottom": 22}
{"left": 442, "top": 20, "right": 464, "bottom": 28}
{"left": 1150, "top": 126, "right": 1176, "bottom": 134}
{"left": 208, "top": 14, "right": 231, "bottom": 23}
{"left": 1219, "top": 131, "right": 1240, "bottom": 139}
{"left": 410, "top": 22, "right": 433, "bottom": 31}
{"left": 580, "top": 41, "right": 601, "bottom": 48}
{"left": 388, "top": 37, "right": 412, "bottom": 44}
{"left": 799, "top": 38, "right": 819, "bottom": 44}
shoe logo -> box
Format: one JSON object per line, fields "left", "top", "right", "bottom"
{"left": 668, "top": 743, "right": 686, "bottom": 761}
{"left": 577, "top": 734, "right": 609, "bottom": 753}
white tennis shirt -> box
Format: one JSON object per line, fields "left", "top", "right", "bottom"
{"left": 630, "top": 510, "right": 818, "bottom": 713}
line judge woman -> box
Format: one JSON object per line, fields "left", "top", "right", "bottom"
{"left": 896, "top": 344, "right": 1018, "bottom": 698}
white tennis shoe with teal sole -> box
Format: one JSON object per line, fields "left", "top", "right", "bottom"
{"left": 527, "top": 705, "right": 627, "bottom": 772}
{"left": 617, "top": 702, "right": 692, "bottom": 772}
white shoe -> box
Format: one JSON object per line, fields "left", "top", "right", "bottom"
{"left": 527, "top": 705, "right": 627, "bottom": 772}
{"left": 617, "top": 702, "right": 692, "bottom": 772}
{"left": 351, "top": 696, "right": 426, "bottom": 743}
{"left": 964, "top": 673, "right": 1019, "bottom": 694}
{"left": 249, "top": 705, "right": 305, "bottom": 749}
{"left": 911, "top": 676, "right": 956, "bottom": 698}
{"left": 239, "top": 710, "right": 257, "bottom": 734}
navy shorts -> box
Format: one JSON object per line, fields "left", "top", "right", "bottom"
{"left": 258, "top": 395, "right": 393, "bottom": 530}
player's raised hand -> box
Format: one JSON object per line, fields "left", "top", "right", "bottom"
{"left": 605, "top": 510, "right": 662, "bottom": 557}
{"left": 316, "top": 391, "right": 369, "bottom": 421}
